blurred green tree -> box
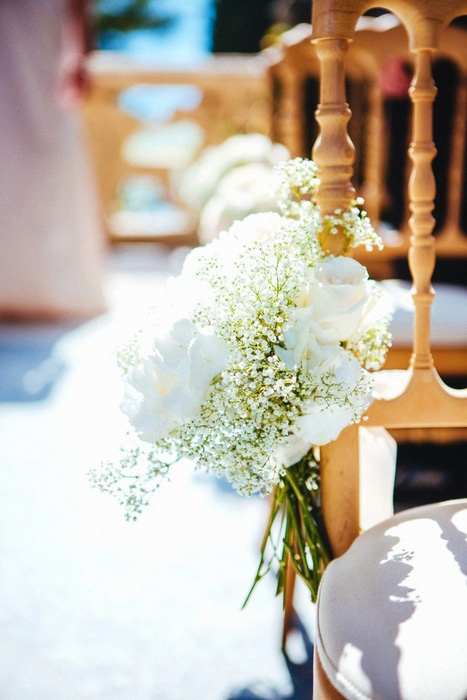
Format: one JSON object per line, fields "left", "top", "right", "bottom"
{"left": 211, "top": 0, "right": 274, "bottom": 53}
{"left": 95, "top": 0, "right": 172, "bottom": 37}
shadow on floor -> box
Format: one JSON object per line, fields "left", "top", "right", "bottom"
{"left": 0, "top": 323, "right": 77, "bottom": 402}
{"left": 227, "top": 613, "right": 314, "bottom": 700}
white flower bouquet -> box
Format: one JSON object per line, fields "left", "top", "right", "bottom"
{"left": 91, "top": 159, "right": 391, "bottom": 602}
{"left": 174, "top": 133, "right": 289, "bottom": 211}
{"left": 198, "top": 162, "right": 284, "bottom": 244}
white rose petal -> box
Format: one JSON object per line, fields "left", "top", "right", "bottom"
{"left": 308, "top": 256, "right": 372, "bottom": 342}
{"left": 295, "top": 402, "right": 357, "bottom": 446}
{"left": 275, "top": 435, "right": 312, "bottom": 468}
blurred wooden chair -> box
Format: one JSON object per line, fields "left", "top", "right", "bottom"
{"left": 266, "top": 15, "right": 467, "bottom": 377}
{"left": 265, "top": 23, "right": 372, "bottom": 191}
{"left": 308, "top": 1, "right": 467, "bottom": 698}
{"left": 348, "top": 15, "right": 467, "bottom": 377}
{"left": 348, "top": 16, "right": 467, "bottom": 263}
{"left": 83, "top": 51, "right": 271, "bottom": 245}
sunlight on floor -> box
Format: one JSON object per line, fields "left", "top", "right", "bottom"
{"left": 0, "top": 245, "right": 315, "bottom": 700}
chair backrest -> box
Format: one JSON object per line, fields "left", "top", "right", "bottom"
{"left": 312, "top": 0, "right": 467, "bottom": 558}
{"left": 267, "top": 14, "right": 467, "bottom": 280}
{"left": 265, "top": 23, "right": 374, "bottom": 209}
{"left": 349, "top": 14, "right": 467, "bottom": 278}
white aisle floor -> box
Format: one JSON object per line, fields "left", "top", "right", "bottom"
{"left": 0, "top": 245, "right": 314, "bottom": 700}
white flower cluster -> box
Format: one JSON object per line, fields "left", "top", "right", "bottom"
{"left": 198, "top": 162, "right": 284, "bottom": 244}
{"left": 175, "top": 133, "right": 290, "bottom": 212}
{"left": 98, "top": 160, "right": 392, "bottom": 515}
{"left": 276, "top": 157, "right": 320, "bottom": 220}
{"left": 275, "top": 158, "right": 383, "bottom": 251}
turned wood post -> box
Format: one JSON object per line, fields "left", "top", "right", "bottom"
{"left": 407, "top": 48, "right": 437, "bottom": 369}
{"left": 312, "top": 37, "right": 356, "bottom": 215}
{"left": 312, "top": 31, "right": 361, "bottom": 557}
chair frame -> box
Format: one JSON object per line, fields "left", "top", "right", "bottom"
{"left": 311, "top": 2, "right": 467, "bottom": 696}
{"left": 311, "top": 0, "right": 467, "bottom": 557}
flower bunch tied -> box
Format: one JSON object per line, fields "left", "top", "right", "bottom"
{"left": 90, "top": 158, "right": 392, "bottom": 603}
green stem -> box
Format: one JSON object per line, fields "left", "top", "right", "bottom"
{"left": 242, "top": 485, "right": 284, "bottom": 608}
{"left": 243, "top": 451, "right": 332, "bottom": 607}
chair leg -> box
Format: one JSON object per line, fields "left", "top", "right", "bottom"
{"left": 281, "top": 556, "right": 297, "bottom": 651}
{"left": 313, "top": 649, "right": 346, "bottom": 700}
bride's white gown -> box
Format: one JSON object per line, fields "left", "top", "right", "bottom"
{"left": 0, "top": 0, "right": 106, "bottom": 319}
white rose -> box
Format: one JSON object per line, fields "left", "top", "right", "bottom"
{"left": 275, "top": 324, "right": 336, "bottom": 372}
{"left": 346, "top": 280, "right": 393, "bottom": 343}
{"left": 306, "top": 256, "right": 373, "bottom": 343}
{"left": 275, "top": 256, "right": 375, "bottom": 371}
{"left": 289, "top": 349, "right": 372, "bottom": 446}
{"left": 177, "top": 133, "right": 289, "bottom": 209}
{"left": 216, "top": 163, "right": 282, "bottom": 212}
{"left": 121, "top": 319, "right": 229, "bottom": 442}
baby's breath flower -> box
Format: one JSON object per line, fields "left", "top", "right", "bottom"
{"left": 347, "top": 320, "right": 393, "bottom": 371}
{"left": 275, "top": 157, "right": 382, "bottom": 252}
{"left": 116, "top": 330, "right": 143, "bottom": 378}
{"left": 275, "top": 157, "right": 320, "bottom": 220}
{"left": 89, "top": 440, "right": 172, "bottom": 520}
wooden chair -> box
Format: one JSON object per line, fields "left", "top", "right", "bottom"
{"left": 309, "top": 2, "right": 467, "bottom": 698}
{"left": 266, "top": 15, "right": 467, "bottom": 378}
{"left": 83, "top": 51, "right": 271, "bottom": 244}
{"left": 347, "top": 16, "right": 467, "bottom": 265}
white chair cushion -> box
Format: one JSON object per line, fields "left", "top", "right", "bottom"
{"left": 315, "top": 499, "right": 467, "bottom": 700}
{"left": 381, "top": 280, "right": 467, "bottom": 346}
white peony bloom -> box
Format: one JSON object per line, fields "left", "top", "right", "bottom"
{"left": 121, "top": 319, "right": 229, "bottom": 442}
{"left": 226, "top": 211, "right": 285, "bottom": 247}
{"left": 182, "top": 212, "right": 286, "bottom": 285}
{"left": 165, "top": 264, "right": 216, "bottom": 320}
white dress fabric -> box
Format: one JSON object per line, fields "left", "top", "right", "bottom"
{"left": 0, "top": 0, "right": 106, "bottom": 319}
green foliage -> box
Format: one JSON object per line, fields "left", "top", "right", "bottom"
{"left": 95, "top": 0, "right": 172, "bottom": 35}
